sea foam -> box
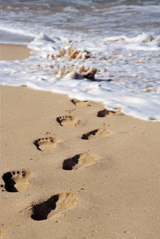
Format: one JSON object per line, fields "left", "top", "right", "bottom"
{"left": 0, "top": 32, "right": 160, "bottom": 122}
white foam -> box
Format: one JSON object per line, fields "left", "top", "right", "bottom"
{"left": 0, "top": 1, "right": 160, "bottom": 122}
{"left": 63, "top": 7, "right": 79, "bottom": 13}
{"left": 0, "top": 27, "right": 35, "bottom": 44}
{"left": 0, "top": 32, "right": 160, "bottom": 122}
{"left": 126, "top": 33, "right": 154, "bottom": 43}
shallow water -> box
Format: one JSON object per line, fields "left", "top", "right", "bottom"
{"left": 1, "top": 0, "right": 160, "bottom": 39}
{"left": 0, "top": 0, "right": 160, "bottom": 121}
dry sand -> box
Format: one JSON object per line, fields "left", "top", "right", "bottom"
{"left": 0, "top": 44, "right": 160, "bottom": 239}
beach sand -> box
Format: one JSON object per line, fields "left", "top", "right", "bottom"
{"left": 0, "top": 44, "right": 31, "bottom": 61}
{"left": 0, "top": 44, "right": 160, "bottom": 239}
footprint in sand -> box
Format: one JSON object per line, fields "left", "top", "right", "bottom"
{"left": 82, "top": 128, "right": 111, "bottom": 140}
{"left": 31, "top": 192, "right": 77, "bottom": 221}
{"left": 97, "top": 108, "right": 122, "bottom": 117}
{"left": 2, "top": 170, "right": 32, "bottom": 192}
{"left": 57, "top": 115, "right": 79, "bottom": 127}
{"left": 71, "top": 99, "right": 90, "bottom": 107}
{"left": 63, "top": 152, "right": 98, "bottom": 170}
{"left": 34, "top": 137, "right": 60, "bottom": 152}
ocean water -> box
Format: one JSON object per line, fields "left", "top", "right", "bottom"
{"left": 0, "top": 0, "right": 160, "bottom": 121}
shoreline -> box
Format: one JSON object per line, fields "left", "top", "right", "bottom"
{"left": 0, "top": 44, "right": 160, "bottom": 239}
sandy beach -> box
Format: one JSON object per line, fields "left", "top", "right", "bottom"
{"left": 0, "top": 44, "right": 160, "bottom": 239}
{"left": 0, "top": 44, "right": 31, "bottom": 61}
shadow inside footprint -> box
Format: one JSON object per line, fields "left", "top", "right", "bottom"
{"left": 63, "top": 152, "right": 98, "bottom": 170}
{"left": 97, "top": 109, "right": 115, "bottom": 117}
{"left": 63, "top": 155, "right": 80, "bottom": 170}
{"left": 31, "top": 195, "right": 59, "bottom": 221}
{"left": 31, "top": 192, "right": 77, "bottom": 221}
{"left": 82, "top": 128, "right": 111, "bottom": 140}
{"left": 2, "top": 172, "right": 18, "bottom": 192}
{"left": 2, "top": 170, "right": 32, "bottom": 192}
{"left": 97, "top": 108, "right": 122, "bottom": 117}
{"left": 81, "top": 129, "right": 98, "bottom": 140}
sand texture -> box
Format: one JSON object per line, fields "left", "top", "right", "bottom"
{"left": 0, "top": 44, "right": 160, "bottom": 239}
{"left": 0, "top": 44, "right": 31, "bottom": 61}
{"left": 1, "top": 84, "right": 160, "bottom": 239}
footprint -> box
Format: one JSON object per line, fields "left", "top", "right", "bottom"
{"left": 97, "top": 108, "right": 122, "bottom": 117}
{"left": 2, "top": 170, "right": 32, "bottom": 192}
{"left": 57, "top": 115, "right": 79, "bottom": 127}
{"left": 71, "top": 99, "right": 90, "bottom": 107}
{"left": 82, "top": 128, "right": 111, "bottom": 140}
{"left": 31, "top": 192, "right": 77, "bottom": 221}
{"left": 63, "top": 152, "right": 98, "bottom": 170}
{"left": 34, "top": 137, "right": 60, "bottom": 151}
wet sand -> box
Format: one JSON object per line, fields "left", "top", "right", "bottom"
{"left": 0, "top": 44, "right": 31, "bottom": 61}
